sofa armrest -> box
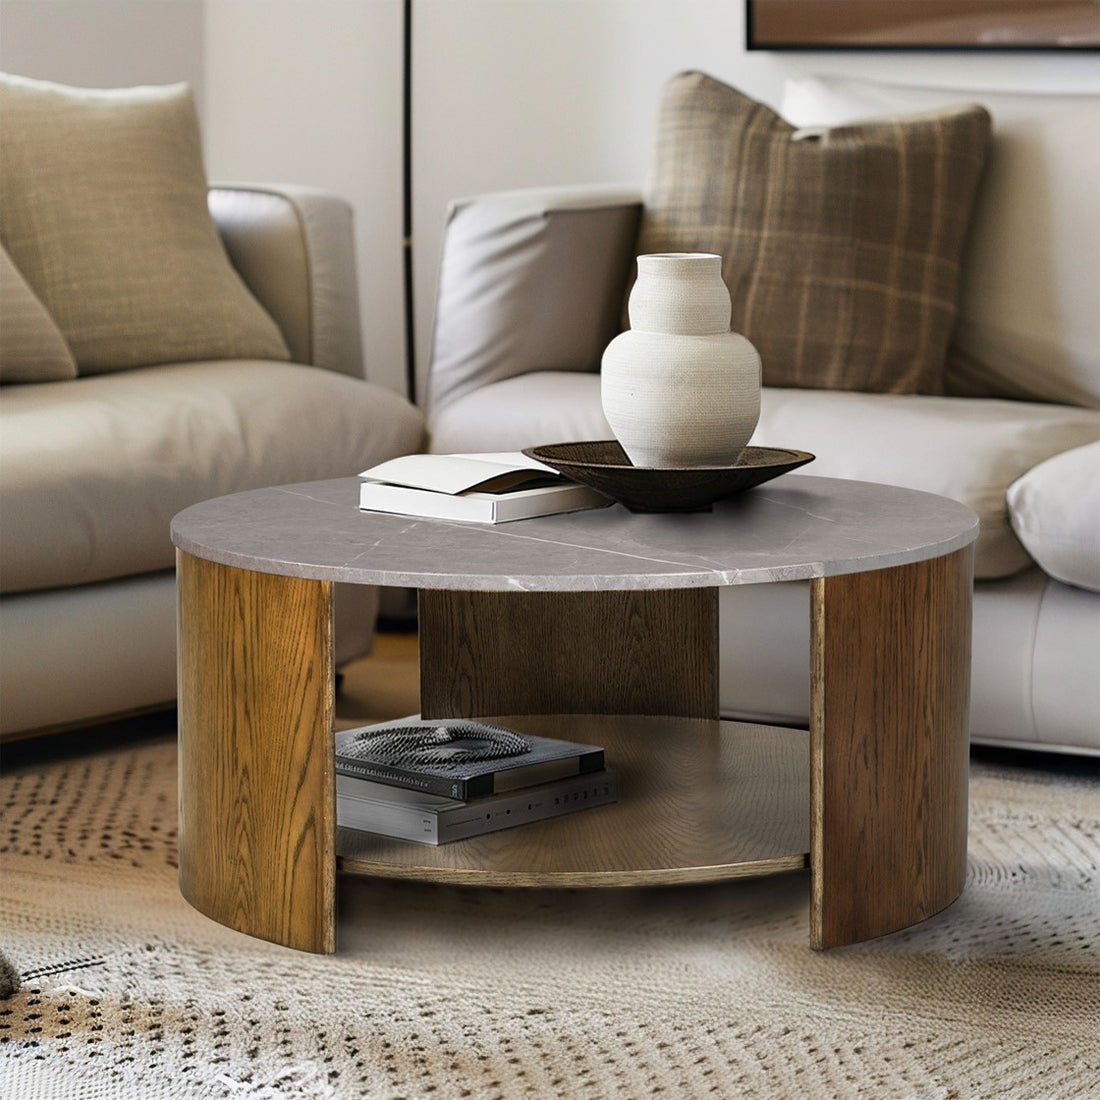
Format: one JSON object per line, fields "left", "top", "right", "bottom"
{"left": 425, "top": 184, "right": 643, "bottom": 415}
{"left": 208, "top": 183, "right": 365, "bottom": 379}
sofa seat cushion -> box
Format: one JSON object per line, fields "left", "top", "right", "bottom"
{"left": 426, "top": 370, "right": 1100, "bottom": 580}
{"left": 0, "top": 360, "right": 424, "bottom": 594}
{"left": 428, "top": 371, "right": 613, "bottom": 455}
{"left": 1006, "top": 442, "right": 1100, "bottom": 593}
{"left": 753, "top": 388, "right": 1100, "bottom": 578}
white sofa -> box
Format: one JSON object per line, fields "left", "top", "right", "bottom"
{"left": 0, "top": 183, "right": 424, "bottom": 738}
{"left": 0, "top": 74, "right": 425, "bottom": 739}
{"left": 422, "top": 76, "right": 1100, "bottom": 756}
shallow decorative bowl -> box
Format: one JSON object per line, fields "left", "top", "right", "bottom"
{"left": 523, "top": 441, "right": 815, "bottom": 513}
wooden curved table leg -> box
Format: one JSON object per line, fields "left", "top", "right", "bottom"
{"left": 177, "top": 551, "right": 337, "bottom": 954}
{"left": 810, "top": 546, "right": 973, "bottom": 949}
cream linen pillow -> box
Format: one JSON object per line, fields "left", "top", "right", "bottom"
{"left": 1007, "top": 443, "right": 1100, "bottom": 593}
{"left": 0, "top": 244, "right": 77, "bottom": 383}
{"left": 0, "top": 73, "right": 289, "bottom": 373}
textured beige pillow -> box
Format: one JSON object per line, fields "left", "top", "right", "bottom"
{"left": 0, "top": 244, "right": 77, "bottom": 384}
{"left": 0, "top": 73, "right": 289, "bottom": 374}
{"left": 636, "top": 72, "right": 991, "bottom": 394}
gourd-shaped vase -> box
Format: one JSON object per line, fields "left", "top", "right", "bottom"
{"left": 601, "top": 253, "right": 761, "bottom": 467}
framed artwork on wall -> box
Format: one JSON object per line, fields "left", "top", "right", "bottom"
{"left": 746, "top": 0, "right": 1100, "bottom": 50}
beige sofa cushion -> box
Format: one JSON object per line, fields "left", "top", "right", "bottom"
{"left": 429, "top": 371, "right": 613, "bottom": 455}
{"left": 0, "top": 245, "right": 76, "bottom": 384}
{"left": 781, "top": 76, "right": 1100, "bottom": 410}
{"left": 636, "top": 72, "right": 991, "bottom": 395}
{"left": 0, "top": 73, "right": 289, "bottom": 373}
{"left": 426, "top": 369, "right": 1100, "bottom": 579}
{"left": 1007, "top": 442, "right": 1100, "bottom": 593}
{"left": 753, "top": 388, "right": 1100, "bottom": 578}
{"left": 0, "top": 361, "right": 424, "bottom": 594}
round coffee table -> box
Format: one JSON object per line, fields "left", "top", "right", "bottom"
{"left": 171, "top": 474, "right": 978, "bottom": 954}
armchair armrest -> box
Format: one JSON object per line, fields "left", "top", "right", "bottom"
{"left": 425, "top": 185, "right": 643, "bottom": 414}
{"left": 208, "top": 183, "right": 365, "bottom": 379}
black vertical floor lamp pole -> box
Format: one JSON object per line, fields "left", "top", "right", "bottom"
{"left": 402, "top": 0, "right": 417, "bottom": 406}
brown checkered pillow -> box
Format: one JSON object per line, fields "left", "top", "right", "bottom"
{"left": 635, "top": 72, "right": 991, "bottom": 394}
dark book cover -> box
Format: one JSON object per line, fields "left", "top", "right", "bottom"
{"left": 334, "top": 718, "right": 605, "bottom": 799}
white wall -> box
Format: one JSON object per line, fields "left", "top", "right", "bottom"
{"left": 0, "top": 0, "right": 204, "bottom": 95}
{"left": 3, "top": 0, "right": 1098, "bottom": 401}
{"left": 200, "top": 0, "right": 406, "bottom": 398}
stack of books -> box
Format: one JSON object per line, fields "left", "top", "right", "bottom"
{"left": 334, "top": 718, "right": 617, "bottom": 845}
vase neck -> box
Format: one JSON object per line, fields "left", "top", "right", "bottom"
{"left": 629, "top": 253, "right": 732, "bottom": 335}
{"left": 636, "top": 252, "right": 722, "bottom": 280}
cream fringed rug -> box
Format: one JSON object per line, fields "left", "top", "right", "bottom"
{"left": 1, "top": 733, "right": 1097, "bottom": 1100}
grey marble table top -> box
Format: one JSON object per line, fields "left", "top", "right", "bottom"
{"left": 170, "top": 475, "right": 978, "bottom": 592}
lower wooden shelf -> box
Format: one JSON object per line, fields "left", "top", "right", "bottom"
{"left": 336, "top": 716, "right": 809, "bottom": 887}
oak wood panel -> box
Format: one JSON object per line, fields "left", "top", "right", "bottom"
{"left": 810, "top": 547, "right": 973, "bottom": 949}
{"left": 418, "top": 589, "right": 719, "bottom": 720}
{"left": 338, "top": 715, "right": 809, "bottom": 886}
{"left": 177, "top": 552, "right": 337, "bottom": 954}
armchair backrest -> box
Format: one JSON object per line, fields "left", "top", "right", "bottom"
{"left": 426, "top": 186, "right": 642, "bottom": 414}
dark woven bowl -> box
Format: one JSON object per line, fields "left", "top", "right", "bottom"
{"left": 523, "top": 441, "right": 815, "bottom": 513}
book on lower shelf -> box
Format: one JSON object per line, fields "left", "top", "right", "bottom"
{"left": 357, "top": 451, "right": 610, "bottom": 523}
{"left": 336, "top": 769, "right": 618, "bottom": 846}
{"left": 334, "top": 717, "right": 606, "bottom": 800}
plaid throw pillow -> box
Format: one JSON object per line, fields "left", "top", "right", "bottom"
{"left": 635, "top": 73, "right": 991, "bottom": 394}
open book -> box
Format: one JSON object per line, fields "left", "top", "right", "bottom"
{"left": 357, "top": 451, "right": 610, "bottom": 523}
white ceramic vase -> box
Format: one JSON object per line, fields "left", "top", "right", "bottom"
{"left": 601, "top": 253, "right": 761, "bottom": 467}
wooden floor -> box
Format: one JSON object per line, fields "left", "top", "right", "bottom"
{"left": 335, "top": 630, "right": 421, "bottom": 728}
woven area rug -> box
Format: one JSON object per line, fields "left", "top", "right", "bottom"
{"left": 1, "top": 730, "right": 1097, "bottom": 1099}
